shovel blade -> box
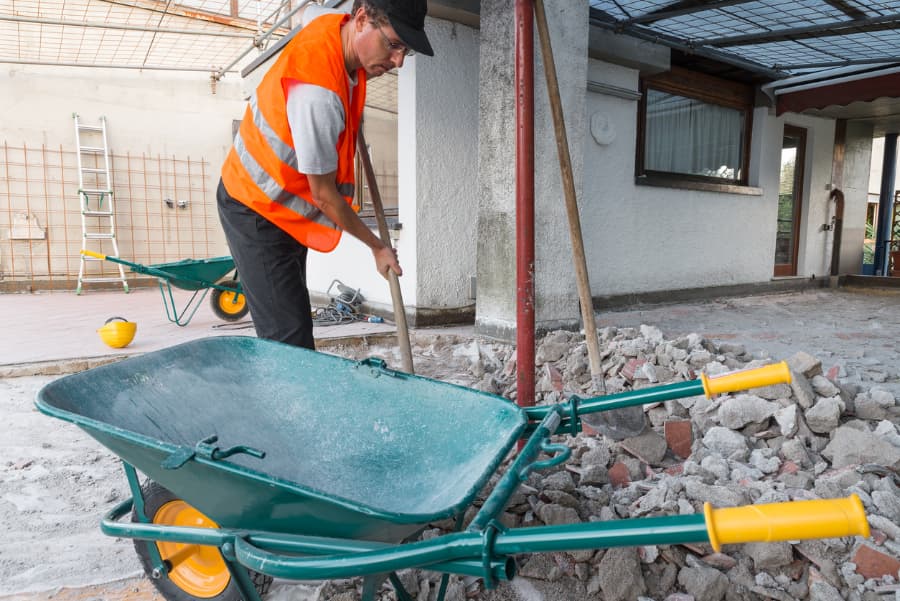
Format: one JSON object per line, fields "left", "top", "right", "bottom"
{"left": 581, "top": 405, "right": 648, "bottom": 441}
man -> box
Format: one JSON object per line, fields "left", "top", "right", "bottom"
{"left": 218, "top": 0, "right": 433, "bottom": 349}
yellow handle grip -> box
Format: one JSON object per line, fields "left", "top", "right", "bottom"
{"left": 704, "top": 495, "right": 869, "bottom": 553}
{"left": 81, "top": 250, "right": 107, "bottom": 260}
{"left": 700, "top": 361, "right": 791, "bottom": 398}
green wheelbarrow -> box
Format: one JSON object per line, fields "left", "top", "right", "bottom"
{"left": 81, "top": 250, "right": 250, "bottom": 326}
{"left": 36, "top": 337, "right": 870, "bottom": 601}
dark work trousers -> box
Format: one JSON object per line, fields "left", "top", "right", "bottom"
{"left": 216, "top": 179, "right": 315, "bottom": 350}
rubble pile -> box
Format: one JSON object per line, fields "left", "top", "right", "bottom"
{"left": 334, "top": 326, "right": 900, "bottom": 601}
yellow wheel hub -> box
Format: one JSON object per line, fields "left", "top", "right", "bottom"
{"left": 218, "top": 291, "right": 246, "bottom": 316}
{"left": 153, "top": 500, "right": 230, "bottom": 598}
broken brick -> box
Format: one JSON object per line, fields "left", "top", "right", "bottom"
{"left": 853, "top": 544, "right": 900, "bottom": 580}
{"left": 544, "top": 363, "right": 564, "bottom": 392}
{"left": 665, "top": 420, "right": 693, "bottom": 459}
{"left": 621, "top": 358, "right": 646, "bottom": 382}
{"left": 608, "top": 462, "right": 631, "bottom": 488}
{"left": 779, "top": 461, "right": 800, "bottom": 476}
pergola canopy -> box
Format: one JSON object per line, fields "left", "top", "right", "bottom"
{"left": 2, "top": 0, "right": 900, "bottom": 118}
{"left": 589, "top": 0, "right": 900, "bottom": 78}
{"left": 0, "top": 0, "right": 297, "bottom": 74}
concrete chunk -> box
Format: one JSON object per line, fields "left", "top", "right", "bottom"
{"left": 621, "top": 430, "right": 668, "bottom": 466}
{"left": 597, "top": 547, "right": 647, "bottom": 601}
{"left": 537, "top": 503, "right": 581, "bottom": 526}
{"left": 702, "top": 426, "right": 749, "bottom": 459}
{"left": 805, "top": 397, "right": 845, "bottom": 434}
{"left": 684, "top": 480, "right": 746, "bottom": 507}
{"left": 790, "top": 370, "right": 817, "bottom": 409}
{"left": 677, "top": 564, "right": 729, "bottom": 601}
{"left": 717, "top": 394, "right": 778, "bottom": 429}
{"left": 854, "top": 388, "right": 896, "bottom": 421}
{"left": 787, "top": 351, "right": 823, "bottom": 378}
{"left": 774, "top": 404, "right": 799, "bottom": 437}
{"left": 822, "top": 426, "right": 900, "bottom": 468}
{"left": 811, "top": 375, "right": 840, "bottom": 397}
{"left": 872, "top": 490, "right": 900, "bottom": 523}
{"left": 744, "top": 541, "right": 794, "bottom": 569}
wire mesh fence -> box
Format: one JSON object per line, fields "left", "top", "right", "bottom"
{"left": 0, "top": 141, "right": 220, "bottom": 292}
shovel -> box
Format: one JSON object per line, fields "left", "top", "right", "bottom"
{"left": 533, "top": 0, "right": 645, "bottom": 439}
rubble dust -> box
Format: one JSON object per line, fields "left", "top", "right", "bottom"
{"left": 2, "top": 322, "right": 900, "bottom": 601}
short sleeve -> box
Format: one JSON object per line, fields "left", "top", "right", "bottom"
{"left": 285, "top": 79, "right": 345, "bottom": 175}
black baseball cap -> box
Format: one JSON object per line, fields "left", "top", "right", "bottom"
{"left": 372, "top": 0, "right": 434, "bottom": 56}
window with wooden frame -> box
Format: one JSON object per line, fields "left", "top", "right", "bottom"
{"left": 637, "top": 67, "right": 755, "bottom": 190}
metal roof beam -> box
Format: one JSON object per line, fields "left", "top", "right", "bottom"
{"left": 0, "top": 58, "right": 234, "bottom": 72}
{"left": 822, "top": 0, "right": 868, "bottom": 21}
{"left": 590, "top": 7, "right": 786, "bottom": 78}
{"left": 773, "top": 56, "right": 900, "bottom": 71}
{"left": 698, "top": 13, "right": 900, "bottom": 47}
{"left": 0, "top": 14, "right": 254, "bottom": 37}
{"left": 101, "top": 0, "right": 277, "bottom": 32}
{"left": 621, "top": 0, "right": 754, "bottom": 25}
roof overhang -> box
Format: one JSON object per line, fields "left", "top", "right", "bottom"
{"left": 762, "top": 65, "right": 900, "bottom": 134}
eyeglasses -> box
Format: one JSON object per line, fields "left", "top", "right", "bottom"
{"left": 375, "top": 24, "right": 415, "bottom": 57}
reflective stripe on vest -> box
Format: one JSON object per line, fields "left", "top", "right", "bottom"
{"left": 231, "top": 94, "right": 356, "bottom": 230}
{"left": 249, "top": 94, "right": 297, "bottom": 170}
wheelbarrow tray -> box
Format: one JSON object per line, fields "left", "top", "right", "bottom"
{"left": 36, "top": 337, "right": 527, "bottom": 543}
{"left": 147, "top": 256, "right": 236, "bottom": 290}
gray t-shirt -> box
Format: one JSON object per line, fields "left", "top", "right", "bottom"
{"left": 285, "top": 76, "right": 357, "bottom": 175}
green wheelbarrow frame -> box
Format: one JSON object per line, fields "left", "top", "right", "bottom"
{"left": 81, "top": 251, "right": 248, "bottom": 326}
{"left": 36, "top": 337, "right": 870, "bottom": 601}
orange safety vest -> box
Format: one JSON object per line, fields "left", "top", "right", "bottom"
{"left": 221, "top": 13, "right": 366, "bottom": 252}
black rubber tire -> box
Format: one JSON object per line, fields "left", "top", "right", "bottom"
{"left": 210, "top": 280, "right": 250, "bottom": 322}
{"left": 132, "top": 481, "right": 272, "bottom": 601}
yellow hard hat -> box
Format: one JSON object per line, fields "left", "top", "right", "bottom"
{"left": 97, "top": 317, "right": 137, "bottom": 349}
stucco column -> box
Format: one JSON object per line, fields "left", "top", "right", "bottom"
{"left": 476, "top": 0, "right": 588, "bottom": 340}
{"left": 836, "top": 121, "right": 874, "bottom": 274}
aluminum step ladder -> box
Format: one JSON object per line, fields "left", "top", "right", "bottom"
{"left": 74, "top": 114, "right": 128, "bottom": 294}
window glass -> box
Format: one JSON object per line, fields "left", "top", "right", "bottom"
{"left": 644, "top": 89, "right": 744, "bottom": 181}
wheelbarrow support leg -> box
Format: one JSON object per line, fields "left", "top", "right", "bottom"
{"left": 221, "top": 549, "right": 264, "bottom": 601}
{"left": 387, "top": 573, "right": 415, "bottom": 601}
{"left": 122, "top": 462, "right": 168, "bottom": 579}
{"left": 159, "top": 279, "right": 210, "bottom": 327}
{"left": 435, "top": 512, "right": 466, "bottom": 601}
{"left": 361, "top": 573, "right": 387, "bottom": 601}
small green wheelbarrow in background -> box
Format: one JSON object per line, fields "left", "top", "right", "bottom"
{"left": 81, "top": 250, "right": 250, "bottom": 326}
{"left": 36, "top": 337, "right": 870, "bottom": 601}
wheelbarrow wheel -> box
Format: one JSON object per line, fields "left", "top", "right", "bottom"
{"left": 133, "top": 481, "right": 272, "bottom": 601}
{"left": 210, "top": 280, "right": 249, "bottom": 322}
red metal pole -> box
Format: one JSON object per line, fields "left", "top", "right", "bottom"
{"left": 515, "top": 0, "right": 535, "bottom": 412}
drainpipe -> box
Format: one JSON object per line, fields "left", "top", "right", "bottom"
{"left": 515, "top": 0, "right": 535, "bottom": 411}
{"left": 828, "top": 120, "right": 846, "bottom": 277}
{"left": 874, "top": 133, "right": 898, "bottom": 276}
{"left": 828, "top": 188, "right": 844, "bottom": 276}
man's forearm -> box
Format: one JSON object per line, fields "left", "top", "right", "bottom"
{"left": 309, "top": 176, "right": 385, "bottom": 251}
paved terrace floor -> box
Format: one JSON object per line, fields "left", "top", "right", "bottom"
{"left": 2, "top": 286, "right": 899, "bottom": 392}
{"left": 0, "top": 287, "right": 396, "bottom": 373}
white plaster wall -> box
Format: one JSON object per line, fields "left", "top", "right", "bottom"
{"left": 0, "top": 64, "right": 247, "bottom": 271}
{"left": 582, "top": 60, "right": 844, "bottom": 295}
{"left": 306, "top": 16, "right": 479, "bottom": 311}
{"left": 533, "top": 1, "right": 587, "bottom": 324}
{"left": 474, "top": 0, "right": 517, "bottom": 332}
{"left": 1, "top": 65, "right": 244, "bottom": 203}
{"left": 839, "top": 121, "right": 874, "bottom": 273}
{"left": 583, "top": 62, "right": 776, "bottom": 295}
{"left": 475, "top": 0, "right": 588, "bottom": 334}
{"left": 412, "top": 19, "right": 480, "bottom": 309}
